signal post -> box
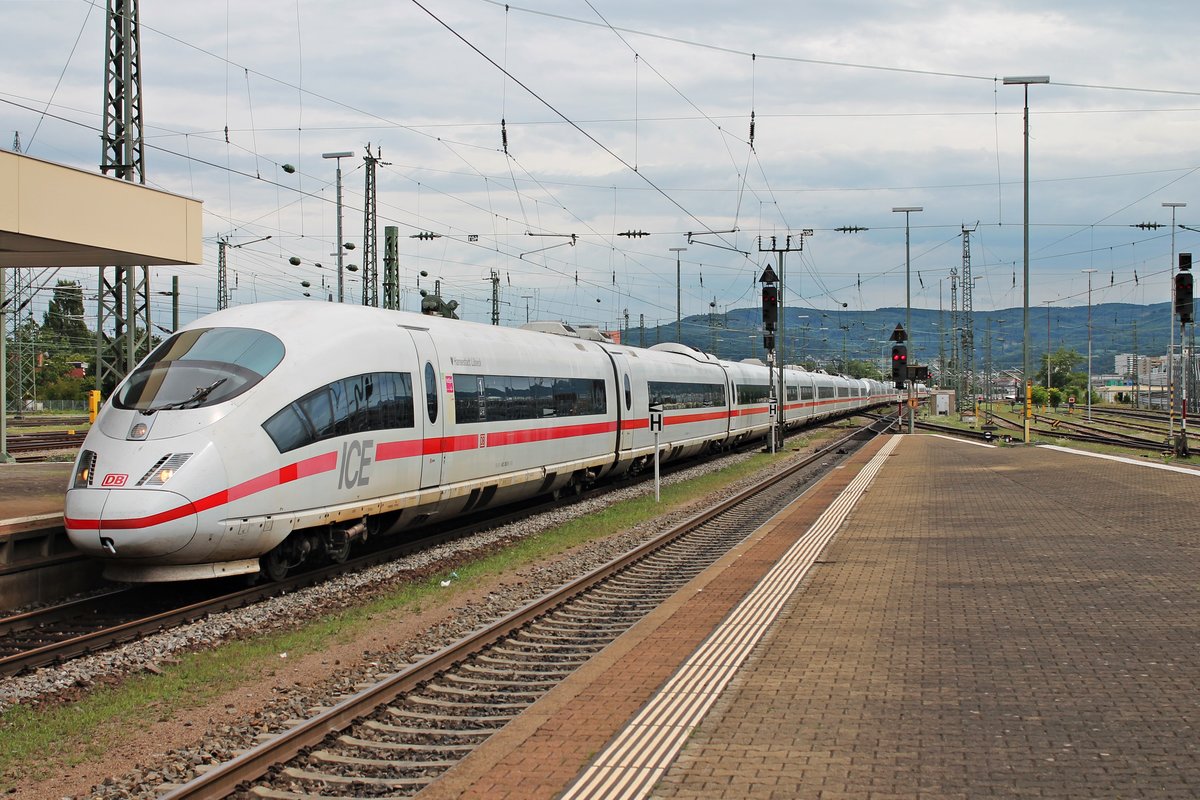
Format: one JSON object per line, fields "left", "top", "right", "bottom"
{"left": 1175, "top": 253, "right": 1193, "bottom": 457}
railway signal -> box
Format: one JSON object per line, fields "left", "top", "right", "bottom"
{"left": 891, "top": 344, "right": 907, "bottom": 387}
{"left": 1176, "top": 252, "right": 1193, "bottom": 324}
{"left": 761, "top": 284, "right": 778, "bottom": 329}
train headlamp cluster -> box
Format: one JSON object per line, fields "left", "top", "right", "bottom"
{"left": 137, "top": 453, "right": 193, "bottom": 487}
{"left": 73, "top": 450, "right": 97, "bottom": 489}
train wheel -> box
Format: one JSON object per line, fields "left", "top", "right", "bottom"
{"left": 326, "top": 532, "right": 352, "bottom": 564}
{"left": 262, "top": 546, "right": 290, "bottom": 582}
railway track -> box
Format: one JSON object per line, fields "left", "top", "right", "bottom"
{"left": 0, "top": 416, "right": 871, "bottom": 677}
{"left": 150, "top": 417, "right": 891, "bottom": 799}
{"left": 6, "top": 430, "right": 87, "bottom": 461}
{"left": 4, "top": 415, "right": 89, "bottom": 429}
{"left": 0, "top": 489, "right": 589, "bottom": 677}
{"left": 912, "top": 410, "right": 1171, "bottom": 452}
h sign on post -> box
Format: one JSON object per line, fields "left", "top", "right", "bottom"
{"left": 649, "top": 404, "right": 664, "bottom": 501}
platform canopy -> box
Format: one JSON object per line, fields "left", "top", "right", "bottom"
{"left": 0, "top": 150, "right": 202, "bottom": 268}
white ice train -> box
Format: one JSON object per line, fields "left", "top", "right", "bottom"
{"left": 65, "top": 302, "right": 900, "bottom": 582}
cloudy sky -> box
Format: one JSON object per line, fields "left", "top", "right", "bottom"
{"left": 4, "top": 0, "right": 1200, "bottom": 345}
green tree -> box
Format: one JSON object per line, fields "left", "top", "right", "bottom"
{"left": 1037, "top": 347, "right": 1085, "bottom": 390}
{"left": 42, "top": 280, "right": 91, "bottom": 348}
{"left": 33, "top": 281, "right": 97, "bottom": 402}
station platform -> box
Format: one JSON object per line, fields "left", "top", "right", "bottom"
{"left": 0, "top": 462, "right": 92, "bottom": 607}
{"left": 0, "top": 462, "right": 71, "bottom": 524}
{"left": 418, "top": 434, "right": 1200, "bottom": 799}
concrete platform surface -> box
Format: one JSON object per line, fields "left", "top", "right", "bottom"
{"left": 0, "top": 462, "right": 71, "bottom": 522}
{"left": 417, "top": 435, "right": 1200, "bottom": 799}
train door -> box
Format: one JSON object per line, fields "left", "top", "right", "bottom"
{"left": 404, "top": 327, "right": 444, "bottom": 489}
{"left": 609, "top": 351, "right": 635, "bottom": 451}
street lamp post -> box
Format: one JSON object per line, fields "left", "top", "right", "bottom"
{"left": 1083, "top": 269, "right": 1098, "bottom": 421}
{"left": 670, "top": 247, "right": 687, "bottom": 343}
{"left": 323, "top": 151, "right": 354, "bottom": 303}
{"left": 1042, "top": 299, "right": 1053, "bottom": 392}
{"left": 1164, "top": 202, "right": 1186, "bottom": 441}
{"left": 1004, "top": 75, "right": 1049, "bottom": 442}
{"left": 893, "top": 206, "right": 922, "bottom": 434}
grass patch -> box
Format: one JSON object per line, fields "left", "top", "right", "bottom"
{"left": 0, "top": 447, "right": 792, "bottom": 787}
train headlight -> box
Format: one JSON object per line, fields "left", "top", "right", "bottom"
{"left": 137, "top": 453, "right": 192, "bottom": 486}
{"left": 73, "top": 450, "right": 97, "bottom": 489}
{"left": 128, "top": 422, "right": 150, "bottom": 440}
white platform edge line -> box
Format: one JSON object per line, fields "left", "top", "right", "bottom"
{"left": 559, "top": 435, "right": 902, "bottom": 800}
{"left": 1039, "top": 443, "right": 1200, "bottom": 475}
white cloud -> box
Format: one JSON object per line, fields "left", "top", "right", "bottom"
{"left": 2, "top": 0, "right": 1198, "bottom": 356}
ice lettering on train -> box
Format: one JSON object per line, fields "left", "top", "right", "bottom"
{"left": 338, "top": 439, "right": 374, "bottom": 490}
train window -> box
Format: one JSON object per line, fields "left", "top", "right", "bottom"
{"left": 262, "top": 403, "right": 312, "bottom": 453}
{"left": 300, "top": 388, "right": 336, "bottom": 438}
{"left": 115, "top": 327, "right": 285, "bottom": 412}
{"left": 786, "top": 386, "right": 799, "bottom": 402}
{"left": 454, "top": 373, "right": 607, "bottom": 423}
{"left": 648, "top": 381, "right": 725, "bottom": 409}
{"left": 262, "top": 372, "right": 414, "bottom": 453}
{"left": 735, "top": 383, "right": 771, "bottom": 405}
{"left": 837, "top": 386, "right": 850, "bottom": 398}
{"left": 800, "top": 385, "right": 814, "bottom": 400}
{"left": 425, "top": 363, "right": 438, "bottom": 424}
{"left": 623, "top": 374, "right": 632, "bottom": 411}
{"left": 818, "top": 385, "right": 835, "bottom": 399}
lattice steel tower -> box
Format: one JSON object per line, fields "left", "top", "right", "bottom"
{"left": 4, "top": 269, "right": 36, "bottom": 413}
{"left": 382, "top": 226, "right": 399, "bottom": 310}
{"left": 950, "top": 267, "right": 960, "bottom": 409}
{"left": 960, "top": 225, "right": 976, "bottom": 407}
{"left": 97, "top": 0, "right": 151, "bottom": 393}
{"left": 5, "top": 131, "right": 36, "bottom": 413}
{"left": 361, "top": 145, "right": 388, "bottom": 307}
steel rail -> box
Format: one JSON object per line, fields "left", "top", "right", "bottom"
{"left": 1, "top": 412, "right": 886, "bottom": 675}
{"left": 159, "top": 418, "right": 890, "bottom": 799}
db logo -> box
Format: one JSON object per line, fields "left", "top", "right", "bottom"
{"left": 101, "top": 474, "right": 128, "bottom": 487}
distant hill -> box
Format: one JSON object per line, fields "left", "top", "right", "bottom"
{"left": 623, "top": 302, "right": 1175, "bottom": 373}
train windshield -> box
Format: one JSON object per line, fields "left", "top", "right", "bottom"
{"left": 114, "top": 327, "right": 285, "bottom": 412}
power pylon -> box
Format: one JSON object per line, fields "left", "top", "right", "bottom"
{"left": 96, "top": 0, "right": 151, "bottom": 393}
{"left": 361, "top": 145, "right": 388, "bottom": 307}
{"left": 4, "top": 269, "right": 36, "bottom": 413}
{"left": 960, "top": 224, "right": 978, "bottom": 408}
{"left": 382, "top": 226, "right": 400, "bottom": 310}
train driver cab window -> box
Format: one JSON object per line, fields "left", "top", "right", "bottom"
{"left": 114, "top": 327, "right": 285, "bottom": 412}
{"left": 425, "top": 362, "right": 438, "bottom": 423}
{"left": 623, "top": 373, "right": 632, "bottom": 411}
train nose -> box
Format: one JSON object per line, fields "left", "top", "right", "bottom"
{"left": 65, "top": 488, "right": 198, "bottom": 559}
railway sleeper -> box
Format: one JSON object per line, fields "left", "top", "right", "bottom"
{"left": 529, "top": 616, "right": 618, "bottom": 630}
{"left": 521, "top": 626, "right": 615, "bottom": 642}
{"left": 481, "top": 644, "right": 593, "bottom": 663}
{"left": 312, "top": 749, "right": 457, "bottom": 770}
{"left": 423, "top": 681, "right": 546, "bottom": 701}
{"left": 550, "top": 609, "right": 640, "bottom": 625}
{"left": 442, "top": 672, "right": 560, "bottom": 690}
{"left": 460, "top": 662, "right": 575, "bottom": 680}
{"left": 247, "top": 787, "right": 329, "bottom": 799}
{"left": 529, "top": 620, "right": 628, "bottom": 635}
{"left": 374, "top": 714, "right": 502, "bottom": 733}
{"left": 403, "top": 693, "right": 530, "bottom": 711}
{"left": 347, "top": 731, "right": 485, "bottom": 748}
{"left": 503, "top": 636, "right": 606, "bottom": 652}
{"left": 279, "top": 766, "right": 430, "bottom": 788}
{"left": 352, "top": 724, "right": 489, "bottom": 743}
